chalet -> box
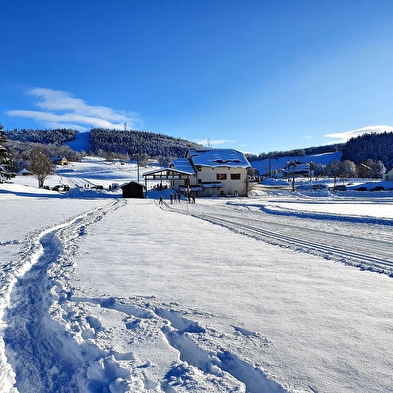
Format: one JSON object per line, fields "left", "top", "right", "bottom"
{"left": 169, "top": 148, "right": 251, "bottom": 197}
{"left": 51, "top": 157, "right": 69, "bottom": 166}
{"left": 282, "top": 161, "right": 310, "bottom": 177}
{"left": 17, "top": 168, "right": 31, "bottom": 176}
{"left": 121, "top": 181, "right": 144, "bottom": 198}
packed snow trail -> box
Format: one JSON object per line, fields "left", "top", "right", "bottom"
{"left": 163, "top": 200, "right": 393, "bottom": 276}
{"left": 2, "top": 200, "right": 126, "bottom": 393}
{"left": 4, "top": 232, "right": 84, "bottom": 392}
{"left": 1, "top": 198, "right": 290, "bottom": 393}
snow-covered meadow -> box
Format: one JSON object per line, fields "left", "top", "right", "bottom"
{"left": 1, "top": 157, "right": 393, "bottom": 393}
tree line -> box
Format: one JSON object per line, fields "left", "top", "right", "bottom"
{"left": 310, "top": 159, "right": 386, "bottom": 180}
{"left": 5, "top": 128, "right": 76, "bottom": 145}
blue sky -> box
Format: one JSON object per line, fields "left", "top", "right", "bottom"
{"left": 2, "top": 0, "right": 393, "bottom": 155}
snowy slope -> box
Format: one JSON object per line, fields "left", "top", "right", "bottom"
{"left": 1, "top": 158, "right": 393, "bottom": 393}
{"left": 65, "top": 131, "right": 90, "bottom": 152}
{"left": 251, "top": 151, "right": 342, "bottom": 175}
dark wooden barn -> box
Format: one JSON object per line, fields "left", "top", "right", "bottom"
{"left": 121, "top": 181, "right": 144, "bottom": 198}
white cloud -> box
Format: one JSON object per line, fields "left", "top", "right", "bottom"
{"left": 325, "top": 125, "right": 393, "bottom": 143}
{"left": 7, "top": 88, "right": 142, "bottom": 131}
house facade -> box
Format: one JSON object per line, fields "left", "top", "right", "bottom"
{"left": 170, "top": 148, "right": 251, "bottom": 197}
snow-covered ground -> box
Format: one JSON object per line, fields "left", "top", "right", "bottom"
{"left": 1, "top": 157, "right": 393, "bottom": 393}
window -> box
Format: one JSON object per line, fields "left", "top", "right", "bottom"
{"left": 230, "top": 173, "right": 241, "bottom": 180}
{"left": 216, "top": 173, "right": 227, "bottom": 180}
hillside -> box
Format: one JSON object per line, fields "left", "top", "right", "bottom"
{"left": 342, "top": 131, "right": 393, "bottom": 169}
{"left": 5, "top": 128, "right": 203, "bottom": 160}
{"left": 88, "top": 128, "right": 204, "bottom": 159}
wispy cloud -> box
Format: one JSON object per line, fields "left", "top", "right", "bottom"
{"left": 325, "top": 125, "right": 393, "bottom": 143}
{"left": 7, "top": 88, "right": 143, "bottom": 131}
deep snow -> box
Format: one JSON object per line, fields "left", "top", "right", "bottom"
{"left": 1, "top": 157, "right": 393, "bottom": 393}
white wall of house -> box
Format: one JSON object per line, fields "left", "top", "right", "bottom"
{"left": 194, "top": 166, "right": 248, "bottom": 196}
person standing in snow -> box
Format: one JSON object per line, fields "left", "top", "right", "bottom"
{"left": 159, "top": 196, "right": 163, "bottom": 205}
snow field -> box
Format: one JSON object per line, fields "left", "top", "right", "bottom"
{"left": 72, "top": 199, "right": 393, "bottom": 392}
{"left": 1, "top": 158, "right": 393, "bottom": 392}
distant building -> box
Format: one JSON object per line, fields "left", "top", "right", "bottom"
{"left": 51, "top": 157, "right": 69, "bottom": 166}
{"left": 17, "top": 168, "right": 31, "bottom": 176}
{"left": 282, "top": 161, "right": 310, "bottom": 177}
{"left": 385, "top": 167, "right": 393, "bottom": 181}
{"left": 121, "top": 181, "right": 144, "bottom": 198}
{"left": 169, "top": 148, "right": 251, "bottom": 197}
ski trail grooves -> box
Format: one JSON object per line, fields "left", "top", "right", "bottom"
{"left": 2, "top": 200, "right": 125, "bottom": 393}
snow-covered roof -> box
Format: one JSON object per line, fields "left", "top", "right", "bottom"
{"left": 187, "top": 149, "right": 250, "bottom": 168}
{"left": 142, "top": 167, "right": 194, "bottom": 177}
{"left": 120, "top": 181, "right": 144, "bottom": 188}
{"left": 282, "top": 161, "right": 310, "bottom": 174}
{"left": 171, "top": 158, "right": 196, "bottom": 174}
{"left": 17, "top": 168, "right": 31, "bottom": 175}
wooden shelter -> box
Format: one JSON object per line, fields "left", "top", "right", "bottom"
{"left": 121, "top": 181, "right": 144, "bottom": 198}
{"left": 142, "top": 168, "right": 194, "bottom": 196}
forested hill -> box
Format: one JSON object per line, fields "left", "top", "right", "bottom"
{"left": 88, "top": 128, "right": 203, "bottom": 159}
{"left": 5, "top": 128, "right": 203, "bottom": 160}
{"left": 5, "top": 128, "right": 76, "bottom": 144}
{"left": 341, "top": 131, "right": 393, "bottom": 169}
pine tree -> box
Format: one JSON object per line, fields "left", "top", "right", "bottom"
{"left": 0, "top": 124, "right": 15, "bottom": 182}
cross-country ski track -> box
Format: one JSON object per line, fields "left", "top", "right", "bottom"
{"left": 1, "top": 192, "right": 393, "bottom": 393}
{"left": 164, "top": 200, "right": 393, "bottom": 276}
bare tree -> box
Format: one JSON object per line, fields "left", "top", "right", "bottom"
{"left": 327, "top": 160, "right": 340, "bottom": 188}
{"left": 29, "top": 147, "right": 53, "bottom": 188}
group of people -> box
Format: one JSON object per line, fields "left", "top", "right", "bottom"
{"left": 158, "top": 192, "right": 196, "bottom": 205}
{"left": 169, "top": 193, "right": 181, "bottom": 203}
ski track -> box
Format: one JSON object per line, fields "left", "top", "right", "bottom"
{"left": 0, "top": 199, "right": 291, "bottom": 393}
{"left": 163, "top": 201, "right": 393, "bottom": 277}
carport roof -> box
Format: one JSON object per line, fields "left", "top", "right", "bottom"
{"left": 142, "top": 167, "right": 194, "bottom": 180}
